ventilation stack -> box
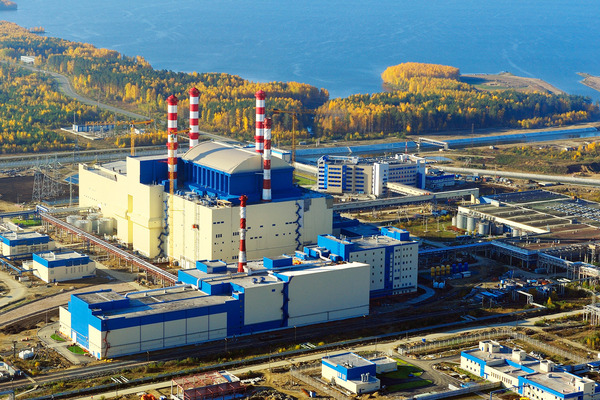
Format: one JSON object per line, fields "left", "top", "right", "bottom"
{"left": 167, "top": 95, "right": 179, "bottom": 187}
{"left": 189, "top": 87, "right": 200, "bottom": 148}
{"left": 262, "top": 118, "right": 272, "bottom": 202}
{"left": 237, "top": 195, "right": 248, "bottom": 273}
{"left": 255, "top": 90, "right": 265, "bottom": 154}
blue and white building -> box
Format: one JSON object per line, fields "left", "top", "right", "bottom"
{"left": 461, "top": 341, "right": 600, "bottom": 400}
{"left": 317, "top": 154, "right": 426, "bottom": 197}
{"left": 304, "top": 227, "right": 418, "bottom": 296}
{"left": 321, "top": 353, "right": 381, "bottom": 394}
{"left": 31, "top": 250, "right": 95, "bottom": 283}
{"left": 59, "top": 258, "right": 370, "bottom": 359}
{"left": 0, "top": 231, "right": 55, "bottom": 256}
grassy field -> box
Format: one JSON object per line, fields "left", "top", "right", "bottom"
{"left": 381, "top": 359, "right": 432, "bottom": 392}
{"left": 51, "top": 334, "right": 65, "bottom": 342}
{"left": 67, "top": 345, "right": 85, "bottom": 354}
{"left": 293, "top": 172, "right": 317, "bottom": 187}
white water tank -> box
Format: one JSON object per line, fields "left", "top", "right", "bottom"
{"left": 66, "top": 215, "right": 82, "bottom": 225}
{"left": 97, "top": 218, "right": 114, "bottom": 236}
{"left": 456, "top": 213, "right": 467, "bottom": 230}
{"left": 478, "top": 220, "right": 490, "bottom": 236}
{"left": 75, "top": 219, "right": 92, "bottom": 233}
{"left": 466, "top": 216, "right": 476, "bottom": 232}
{"left": 452, "top": 216, "right": 457, "bottom": 227}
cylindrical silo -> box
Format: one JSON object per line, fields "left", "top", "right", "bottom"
{"left": 435, "top": 266, "right": 442, "bottom": 276}
{"left": 430, "top": 267, "right": 436, "bottom": 277}
{"left": 457, "top": 213, "right": 467, "bottom": 230}
{"left": 512, "top": 228, "right": 520, "bottom": 237}
{"left": 466, "top": 216, "right": 476, "bottom": 232}
{"left": 97, "top": 218, "right": 114, "bottom": 236}
{"left": 452, "top": 216, "right": 457, "bottom": 227}
{"left": 66, "top": 215, "right": 82, "bottom": 225}
{"left": 478, "top": 220, "right": 490, "bottom": 236}
{"left": 75, "top": 219, "right": 92, "bottom": 233}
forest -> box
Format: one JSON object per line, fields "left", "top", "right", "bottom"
{"left": 0, "top": 62, "right": 110, "bottom": 153}
{"left": 313, "top": 62, "right": 599, "bottom": 141}
{"left": 0, "top": 22, "right": 598, "bottom": 151}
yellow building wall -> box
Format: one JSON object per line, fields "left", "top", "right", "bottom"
{"left": 171, "top": 196, "right": 333, "bottom": 264}
{"left": 80, "top": 159, "right": 333, "bottom": 263}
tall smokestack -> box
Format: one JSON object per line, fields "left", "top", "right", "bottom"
{"left": 167, "top": 95, "right": 179, "bottom": 187}
{"left": 189, "top": 87, "right": 200, "bottom": 148}
{"left": 262, "top": 118, "right": 272, "bottom": 202}
{"left": 237, "top": 195, "right": 248, "bottom": 273}
{"left": 255, "top": 90, "right": 265, "bottom": 154}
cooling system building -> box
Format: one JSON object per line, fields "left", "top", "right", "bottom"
{"left": 59, "top": 258, "right": 370, "bottom": 359}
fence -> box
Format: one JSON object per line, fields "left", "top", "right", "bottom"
{"left": 290, "top": 362, "right": 350, "bottom": 400}
{"left": 408, "top": 382, "right": 501, "bottom": 400}
{"left": 398, "top": 328, "right": 588, "bottom": 364}
{"left": 398, "top": 329, "right": 512, "bottom": 355}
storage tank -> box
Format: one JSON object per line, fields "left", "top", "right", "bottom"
{"left": 456, "top": 213, "right": 467, "bottom": 230}
{"left": 445, "top": 265, "right": 451, "bottom": 275}
{"left": 97, "top": 218, "right": 114, "bottom": 236}
{"left": 435, "top": 266, "right": 441, "bottom": 276}
{"left": 466, "top": 216, "right": 476, "bottom": 232}
{"left": 87, "top": 213, "right": 101, "bottom": 221}
{"left": 430, "top": 267, "right": 436, "bottom": 277}
{"left": 493, "top": 223, "right": 504, "bottom": 235}
{"left": 512, "top": 228, "right": 520, "bottom": 237}
{"left": 478, "top": 220, "right": 490, "bottom": 236}
{"left": 66, "top": 215, "right": 82, "bottom": 225}
{"left": 463, "top": 262, "right": 469, "bottom": 271}
{"left": 75, "top": 219, "right": 92, "bottom": 233}
{"left": 452, "top": 263, "right": 457, "bottom": 273}
{"left": 451, "top": 216, "right": 457, "bottom": 227}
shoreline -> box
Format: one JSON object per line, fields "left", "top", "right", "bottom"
{"left": 577, "top": 73, "right": 600, "bottom": 94}
{"left": 461, "top": 72, "right": 564, "bottom": 94}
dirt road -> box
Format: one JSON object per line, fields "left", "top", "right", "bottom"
{"left": 0, "top": 269, "right": 26, "bottom": 309}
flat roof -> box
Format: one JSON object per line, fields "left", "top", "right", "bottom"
{"left": 89, "top": 286, "right": 231, "bottom": 320}
{"left": 324, "top": 352, "right": 373, "bottom": 368}
{"left": 0, "top": 231, "right": 49, "bottom": 240}
{"left": 349, "top": 235, "right": 415, "bottom": 249}
{"left": 36, "top": 250, "right": 87, "bottom": 261}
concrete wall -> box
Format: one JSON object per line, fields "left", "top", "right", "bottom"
{"left": 32, "top": 260, "right": 95, "bottom": 283}
{"left": 286, "top": 263, "right": 370, "bottom": 326}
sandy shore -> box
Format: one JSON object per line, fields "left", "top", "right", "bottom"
{"left": 578, "top": 73, "right": 600, "bottom": 93}
{"left": 462, "top": 72, "right": 564, "bottom": 94}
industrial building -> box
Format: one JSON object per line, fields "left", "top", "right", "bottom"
{"left": 317, "top": 154, "right": 426, "bottom": 197}
{"left": 30, "top": 250, "right": 95, "bottom": 283}
{"left": 304, "top": 227, "right": 419, "bottom": 296}
{"left": 170, "top": 371, "right": 246, "bottom": 400}
{"left": 461, "top": 341, "right": 600, "bottom": 400}
{"left": 0, "top": 231, "right": 55, "bottom": 256}
{"left": 59, "top": 257, "right": 369, "bottom": 359}
{"left": 78, "top": 90, "right": 333, "bottom": 265}
{"left": 321, "top": 353, "right": 382, "bottom": 394}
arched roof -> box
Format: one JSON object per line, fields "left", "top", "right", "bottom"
{"left": 182, "top": 141, "right": 289, "bottom": 174}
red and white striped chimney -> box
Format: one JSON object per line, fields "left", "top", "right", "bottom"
{"left": 237, "top": 195, "right": 248, "bottom": 273}
{"left": 262, "top": 118, "right": 272, "bottom": 202}
{"left": 167, "top": 95, "right": 179, "bottom": 187}
{"left": 255, "top": 90, "right": 265, "bottom": 154}
{"left": 189, "top": 87, "right": 200, "bottom": 148}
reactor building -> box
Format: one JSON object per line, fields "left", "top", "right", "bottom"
{"left": 77, "top": 89, "right": 333, "bottom": 266}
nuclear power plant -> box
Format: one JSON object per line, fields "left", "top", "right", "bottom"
{"left": 77, "top": 89, "right": 333, "bottom": 267}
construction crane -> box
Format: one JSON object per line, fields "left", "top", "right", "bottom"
{"left": 271, "top": 108, "right": 317, "bottom": 163}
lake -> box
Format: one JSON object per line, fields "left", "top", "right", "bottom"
{"left": 2, "top": 0, "right": 600, "bottom": 99}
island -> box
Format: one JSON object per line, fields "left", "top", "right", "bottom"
{"left": 0, "top": 0, "right": 17, "bottom": 10}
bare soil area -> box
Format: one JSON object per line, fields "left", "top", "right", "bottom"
{"left": 461, "top": 72, "right": 564, "bottom": 94}
{"left": 578, "top": 73, "right": 600, "bottom": 93}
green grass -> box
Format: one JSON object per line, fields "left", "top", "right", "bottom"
{"left": 386, "top": 379, "right": 432, "bottom": 391}
{"left": 293, "top": 174, "right": 317, "bottom": 186}
{"left": 383, "top": 363, "right": 423, "bottom": 379}
{"left": 51, "top": 334, "right": 66, "bottom": 342}
{"left": 11, "top": 218, "right": 42, "bottom": 227}
{"left": 67, "top": 345, "right": 85, "bottom": 354}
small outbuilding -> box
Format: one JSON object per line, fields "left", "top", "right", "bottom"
{"left": 322, "top": 352, "right": 380, "bottom": 394}
{"left": 0, "top": 231, "right": 55, "bottom": 256}
{"left": 170, "top": 371, "right": 246, "bottom": 400}
{"left": 31, "top": 250, "right": 95, "bottom": 283}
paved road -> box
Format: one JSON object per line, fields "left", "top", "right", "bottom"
{"left": 3, "top": 61, "right": 148, "bottom": 121}
{"left": 0, "top": 269, "right": 26, "bottom": 310}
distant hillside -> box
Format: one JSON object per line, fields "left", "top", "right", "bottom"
{"left": 0, "top": 0, "right": 17, "bottom": 10}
